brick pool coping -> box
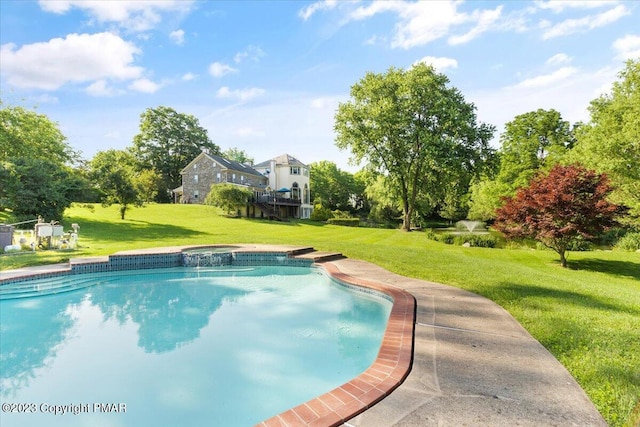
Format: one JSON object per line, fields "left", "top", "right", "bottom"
{"left": 257, "top": 261, "right": 416, "bottom": 427}
{"left": 0, "top": 245, "right": 416, "bottom": 426}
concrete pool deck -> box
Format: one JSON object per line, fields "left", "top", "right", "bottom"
{"left": 0, "top": 245, "right": 607, "bottom": 426}
{"left": 320, "top": 255, "right": 607, "bottom": 427}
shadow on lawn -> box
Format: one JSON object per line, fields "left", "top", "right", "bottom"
{"left": 490, "top": 282, "right": 639, "bottom": 315}
{"left": 65, "top": 217, "right": 201, "bottom": 242}
{"left": 568, "top": 258, "right": 640, "bottom": 281}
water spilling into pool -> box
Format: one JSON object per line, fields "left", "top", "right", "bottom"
{"left": 0, "top": 265, "right": 391, "bottom": 426}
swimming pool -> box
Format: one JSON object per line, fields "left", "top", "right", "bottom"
{"left": 0, "top": 246, "right": 415, "bottom": 426}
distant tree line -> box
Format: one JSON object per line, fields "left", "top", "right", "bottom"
{"left": 1, "top": 60, "right": 637, "bottom": 238}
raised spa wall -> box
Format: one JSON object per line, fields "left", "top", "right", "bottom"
{"left": 0, "top": 246, "right": 315, "bottom": 286}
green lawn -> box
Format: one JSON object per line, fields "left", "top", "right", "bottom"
{"left": 2, "top": 203, "right": 639, "bottom": 426}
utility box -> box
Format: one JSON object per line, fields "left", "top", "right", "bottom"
{"left": 0, "top": 225, "right": 14, "bottom": 248}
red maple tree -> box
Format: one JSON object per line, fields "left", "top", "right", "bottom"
{"left": 494, "top": 164, "right": 622, "bottom": 267}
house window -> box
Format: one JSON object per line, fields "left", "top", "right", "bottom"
{"left": 292, "top": 182, "right": 300, "bottom": 200}
{"left": 241, "top": 175, "right": 245, "bottom": 183}
{"left": 216, "top": 172, "right": 221, "bottom": 182}
{"left": 290, "top": 166, "right": 300, "bottom": 175}
{"left": 194, "top": 190, "right": 199, "bottom": 199}
{"left": 193, "top": 163, "right": 197, "bottom": 169}
{"left": 194, "top": 174, "right": 198, "bottom": 183}
{"left": 232, "top": 173, "right": 236, "bottom": 182}
{"left": 303, "top": 168, "right": 309, "bottom": 176}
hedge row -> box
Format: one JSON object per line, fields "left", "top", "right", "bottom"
{"left": 326, "top": 218, "right": 361, "bottom": 227}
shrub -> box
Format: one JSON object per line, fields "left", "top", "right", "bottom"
{"left": 432, "top": 231, "right": 498, "bottom": 248}
{"left": 566, "top": 236, "right": 593, "bottom": 251}
{"left": 597, "top": 228, "right": 627, "bottom": 247}
{"left": 436, "top": 232, "right": 455, "bottom": 245}
{"left": 331, "top": 210, "right": 352, "bottom": 219}
{"left": 310, "top": 205, "right": 333, "bottom": 221}
{"left": 423, "top": 228, "right": 438, "bottom": 240}
{"left": 326, "top": 218, "right": 360, "bottom": 227}
{"left": 454, "top": 234, "right": 498, "bottom": 248}
{"left": 615, "top": 232, "right": 640, "bottom": 251}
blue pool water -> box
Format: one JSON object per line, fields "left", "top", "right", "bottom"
{"left": 0, "top": 266, "right": 391, "bottom": 426}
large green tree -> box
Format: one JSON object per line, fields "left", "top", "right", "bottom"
{"left": 0, "top": 101, "right": 78, "bottom": 164}
{"left": 89, "top": 150, "right": 144, "bottom": 220}
{"left": 309, "top": 161, "right": 366, "bottom": 214}
{"left": 0, "top": 158, "right": 82, "bottom": 223}
{"left": 222, "top": 147, "right": 254, "bottom": 165}
{"left": 0, "top": 102, "right": 86, "bottom": 217}
{"left": 569, "top": 59, "right": 640, "bottom": 222}
{"left": 335, "top": 64, "right": 494, "bottom": 231}
{"left": 362, "top": 172, "right": 402, "bottom": 226}
{"left": 498, "top": 109, "right": 574, "bottom": 187}
{"left": 131, "top": 106, "right": 220, "bottom": 202}
{"left": 468, "top": 109, "right": 574, "bottom": 221}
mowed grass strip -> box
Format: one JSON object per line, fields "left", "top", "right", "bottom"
{"left": 1, "top": 203, "right": 639, "bottom": 426}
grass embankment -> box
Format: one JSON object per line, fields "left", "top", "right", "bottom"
{"left": 1, "top": 203, "right": 639, "bottom": 426}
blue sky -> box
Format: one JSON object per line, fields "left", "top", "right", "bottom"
{"left": 1, "top": 1, "right": 639, "bottom": 171}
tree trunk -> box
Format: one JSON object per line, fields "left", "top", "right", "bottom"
{"left": 402, "top": 211, "right": 411, "bottom": 231}
{"left": 559, "top": 250, "right": 567, "bottom": 268}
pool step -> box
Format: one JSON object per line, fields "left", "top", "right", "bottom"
{"left": 292, "top": 250, "right": 345, "bottom": 263}
{"left": 0, "top": 276, "right": 99, "bottom": 300}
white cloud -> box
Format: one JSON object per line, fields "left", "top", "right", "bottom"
{"left": 182, "top": 72, "right": 196, "bottom": 81}
{"left": 30, "top": 94, "right": 59, "bottom": 104}
{"left": 535, "top": 0, "right": 620, "bottom": 13}
{"left": 234, "top": 127, "right": 266, "bottom": 138}
{"left": 169, "top": 29, "right": 185, "bottom": 45}
{"left": 216, "top": 86, "right": 265, "bottom": 102}
{"left": 448, "top": 6, "right": 503, "bottom": 45}
{"left": 345, "top": 1, "right": 502, "bottom": 49}
{"left": 298, "top": 0, "right": 338, "bottom": 20}
{"left": 86, "top": 79, "right": 120, "bottom": 97}
{"left": 512, "top": 67, "right": 578, "bottom": 89}
{"left": 104, "top": 130, "right": 121, "bottom": 139}
{"left": 467, "top": 65, "right": 619, "bottom": 148}
{"left": 128, "top": 78, "right": 161, "bottom": 93}
{"left": 413, "top": 56, "right": 458, "bottom": 72}
{"left": 359, "top": 1, "right": 460, "bottom": 48}
{"left": 541, "top": 4, "right": 629, "bottom": 39}
{"left": 310, "top": 96, "right": 341, "bottom": 110}
{"left": 0, "top": 32, "right": 143, "bottom": 90}
{"left": 38, "top": 0, "right": 195, "bottom": 32}
{"left": 208, "top": 62, "right": 237, "bottom": 78}
{"left": 234, "top": 45, "right": 265, "bottom": 64}
{"left": 546, "top": 53, "right": 572, "bottom": 66}
{"left": 613, "top": 34, "right": 640, "bottom": 60}
{"left": 365, "top": 35, "right": 382, "bottom": 45}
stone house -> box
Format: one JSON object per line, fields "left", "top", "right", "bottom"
{"left": 174, "top": 151, "right": 313, "bottom": 220}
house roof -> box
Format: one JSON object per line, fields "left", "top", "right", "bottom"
{"left": 254, "top": 154, "right": 307, "bottom": 168}
{"left": 181, "top": 151, "right": 265, "bottom": 177}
